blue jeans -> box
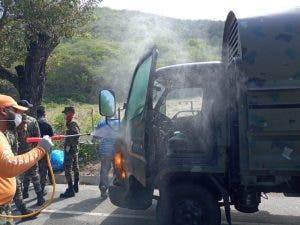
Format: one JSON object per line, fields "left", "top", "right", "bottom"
{"left": 99, "top": 155, "right": 113, "bottom": 192}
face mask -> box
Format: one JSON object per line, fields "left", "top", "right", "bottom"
{"left": 14, "top": 113, "right": 22, "bottom": 127}
{"left": 2, "top": 108, "right": 19, "bottom": 130}
{"left": 66, "top": 114, "right": 74, "bottom": 122}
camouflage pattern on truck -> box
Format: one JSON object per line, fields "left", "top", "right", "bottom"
{"left": 223, "top": 9, "right": 300, "bottom": 186}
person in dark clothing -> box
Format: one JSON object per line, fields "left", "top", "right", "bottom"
{"left": 36, "top": 105, "right": 54, "bottom": 192}
{"left": 37, "top": 106, "right": 54, "bottom": 137}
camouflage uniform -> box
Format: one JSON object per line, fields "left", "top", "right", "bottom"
{"left": 0, "top": 204, "right": 13, "bottom": 225}
{"left": 64, "top": 119, "right": 80, "bottom": 184}
{"left": 4, "top": 131, "right": 34, "bottom": 219}
{"left": 38, "top": 157, "right": 48, "bottom": 191}
{"left": 17, "top": 115, "right": 44, "bottom": 205}
{"left": 60, "top": 106, "right": 81, "bottom": 198}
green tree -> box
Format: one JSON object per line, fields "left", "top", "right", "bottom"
{"left": 186, "top": 38, "right": 220, "bottom": 61}
{"left": 0, "top": 0, "right": 101, "bottom": 114}
{"left": 45, "top": 39, "right": 120, "bottom": 102}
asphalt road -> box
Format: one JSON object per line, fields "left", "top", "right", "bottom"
{"left": 13, "top": 184, "right": 300, "bottom": 225}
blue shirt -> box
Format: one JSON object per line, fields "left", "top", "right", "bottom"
{"left": 94, "top": 120, "right": 119, "bottom": 156}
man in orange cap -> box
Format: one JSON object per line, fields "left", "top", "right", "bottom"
{"left": 0, "top": 94, "right": 54, "bottom": 225}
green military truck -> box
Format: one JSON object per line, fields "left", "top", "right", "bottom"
{"left": 99, "top": 10, "right": 300, "bottom": 225}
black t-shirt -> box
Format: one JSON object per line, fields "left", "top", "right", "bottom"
{"left": 38, "top": 117, "right": 54, "bottom": 137}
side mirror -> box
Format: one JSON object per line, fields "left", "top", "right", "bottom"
{"left": 99, "top": 90, "right": 116, "bottom": 117}
{"left": 0, "top": 7, "right": 4, "bottom": 19}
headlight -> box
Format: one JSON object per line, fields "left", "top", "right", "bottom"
{"left": 121, "top": 170, "right": 127, "bottom": 179}
{"left": 114, "top": 152, "right": 127, "bottom": 180}
{"left": 114, "top": 152, "right": 122, "bottom": 169}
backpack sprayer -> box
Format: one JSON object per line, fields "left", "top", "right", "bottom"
{"left": 0, "top": 133, "right": 90, "bottom": 220}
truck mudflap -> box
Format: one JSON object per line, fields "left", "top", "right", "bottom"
{"left": 109, "top": 178, "right": 153, "bottom": 210}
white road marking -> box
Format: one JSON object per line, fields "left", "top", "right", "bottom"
{"left": 42, "top": 209, "right": 289, "bottom": 225}
{"left": 42, "top": 209, "right": 155, "bottom": 220}
{"left": 228, "top": 222, "right": 286, "bottom": 225}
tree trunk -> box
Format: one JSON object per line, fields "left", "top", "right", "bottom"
{"left": 15, "top": 41, "right": 53, "bottom": 116}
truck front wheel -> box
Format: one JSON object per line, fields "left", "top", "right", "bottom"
{"left": 156, "top": 184, "right": 221, "bottom": 225}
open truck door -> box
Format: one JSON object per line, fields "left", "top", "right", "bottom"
{"left": 100, "top": 47, "right": 158, "bottom": 209}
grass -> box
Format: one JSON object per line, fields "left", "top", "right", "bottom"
{"left": 43, "top": 102, "right": 104, "bottom": 165}
{"left": 44, "top": 102, "right": 103, "bottom": 135}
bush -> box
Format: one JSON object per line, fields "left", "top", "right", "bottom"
{"left": 78, "top": 142, "right": 99, "bottom": 164}
{"left": 43, "top": 102, "right": 105, "bottom": 164}
{"left": 53, "top": 114, "right": 65, "bottom": 135}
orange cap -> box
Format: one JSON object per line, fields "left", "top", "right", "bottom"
{"left": 0, "top": 94, "right": 28, "bottom": 113}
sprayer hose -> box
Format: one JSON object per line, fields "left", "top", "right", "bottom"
{"left": 0, "top": 153, "right": 56, "bottom": 219}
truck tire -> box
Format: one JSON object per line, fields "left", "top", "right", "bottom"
{"left": 156, "top": 184, "right": 221, "bottom": 225}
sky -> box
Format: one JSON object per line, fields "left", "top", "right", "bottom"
{"left": 101, "top": 0, "right": 300, "bottom": 20}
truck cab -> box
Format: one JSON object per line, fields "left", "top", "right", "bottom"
{"left": 100, "top": 49, "right": 227, "bottom": 224}
{"left": 99, "top": 9, "right": 300, "bottom": 225}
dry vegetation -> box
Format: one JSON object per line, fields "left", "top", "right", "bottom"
{"left": 45, "top": 102, "right": 103, "bottom": 134}
{"left": 44, "top": 102, "right": 102, "bottom": 174}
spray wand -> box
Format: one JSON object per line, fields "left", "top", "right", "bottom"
{"left": 26, "top": 133, "right": 91, "bottom": 143}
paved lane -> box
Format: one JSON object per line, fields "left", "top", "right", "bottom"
{"left": 14, "top": 184, "right": 300, "bottom": 225}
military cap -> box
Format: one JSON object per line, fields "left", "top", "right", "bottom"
{"left": 62, "top": 106, "right": 75, "bottom": 114}
{"left": 18, "top": 100, "right": 33, "bottom": 108}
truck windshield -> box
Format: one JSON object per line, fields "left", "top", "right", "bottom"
{"left": 166, "top": 88, "right": 203, "bottom": 118}
{"left": 153, "top": 81, "right": 203, "bottom": 119}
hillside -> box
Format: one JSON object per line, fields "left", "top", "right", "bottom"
{"left": 40, "top": 8, "right": 224, "bottom": 102}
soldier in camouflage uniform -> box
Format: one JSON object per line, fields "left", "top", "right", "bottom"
{"left": 3, "top": 130, "right": 36, "bottom": 220}
{"left": 17, "top": 100, "right": 45, "bottom": 206}
{"left": 60, "top": 106, "right": 80, "bottom": 198}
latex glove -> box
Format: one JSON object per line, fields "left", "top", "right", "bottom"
{"left": 38, "top": 135, "right": 54, "bottom": 154}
